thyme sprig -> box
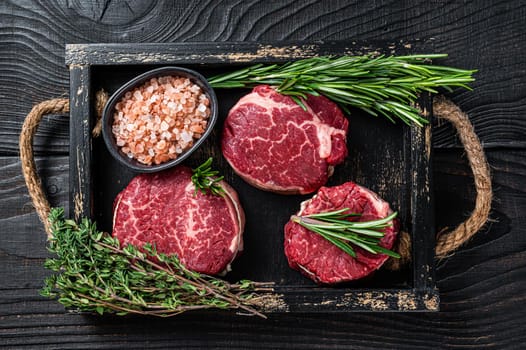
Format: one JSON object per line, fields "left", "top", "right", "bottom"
{"left": 191, "top": 157, "right": 224, "bottom": 196}
{"left": 41, "top": 208, "right": 274, "bottom": 318}
{"left": 291, "top": 208, "right": 400, "bottom": 259}
{"left": 208, "top": 54, "right": 476, "bottom": 127}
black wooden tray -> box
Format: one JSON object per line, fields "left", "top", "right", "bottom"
{"left": 65, "top": 41, "right": 438, "bottom": 312}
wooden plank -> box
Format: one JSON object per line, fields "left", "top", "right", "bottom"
{"left": 0, "top": 156, "right": 68, "bottom": 291}
{"left": 0, "top": 147, "right": 524, "bottom": 347}
{"left": 272, "top": 288, "right": 438, "bottom": 312}
{"left": 68, "top": 65, "right": 92, "bottom": 221}
{"left": 409, "top": 99, "right": 435, "bottom": 290}
{"left": 65, "top": 40, "right": 426, "bottom": 65}
{"left": 0, "top": 150, "right": 526, "bottom": 349}
{"left": 0, "top": 1, "right": 524, "bottom": 154}
{"left": 0, "top": 0, "right": 524, "bottom": 347}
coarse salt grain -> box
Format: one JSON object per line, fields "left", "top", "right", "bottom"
{"left": 112, "top": 75, "right": 211, "bottom": 165}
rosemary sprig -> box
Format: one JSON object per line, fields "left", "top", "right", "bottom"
{"left": 191, "top": 157, "right": 224, "bottom": 196}
{"left": 208, "top": 54, "right": 476, "bottom": 127}
{"left": 41, "top": 208, "right": 274, "bottom": 318}
{"left": 291, "top": 208, "right": 400, "bottom": 259}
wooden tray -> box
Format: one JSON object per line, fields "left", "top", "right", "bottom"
{"left": 65, "top": 41, "right": 438, "bottom": 312}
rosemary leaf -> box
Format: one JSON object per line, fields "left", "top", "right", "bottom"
{"left": 208, "top": 55, "right": 476, "bottom": 126}
{"left": 291, "top": 209, "right": 400, "bottom": 259}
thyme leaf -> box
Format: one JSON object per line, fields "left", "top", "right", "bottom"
{"left": 41, "top": 208, "right": 274, "bottom": 318}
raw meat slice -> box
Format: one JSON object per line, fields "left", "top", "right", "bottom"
{"left": 284, "top": 181, "right": 399, "bottom": 284}
{"left": 222, "top": 85, "right": 348, "bottom": 194}
{"left": 112, "top": 166, "right": 244, "bottom": 275}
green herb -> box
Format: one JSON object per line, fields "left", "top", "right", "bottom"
{"left": 191, "top": 157, "right": 224, "bottom": 196}
{"left": 291, "top": 208, "right": 400, "bottom": 259}
{"left": 208, "top": 54, "right": 476, "bottom": 127}
{"left": 41, "top": 208, "right": 274, "bottom": 318}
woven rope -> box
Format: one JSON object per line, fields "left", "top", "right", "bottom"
{"left": 432, "top": 96, "right": 492, "bottom": 258}
{"left": 385, "top": 96, "right": 492, "bottom": 268}
{"left": 383, "top": 230, "right": 411, "bottom": 270}
{"left": 92, "top": 89, "right": 107, "bottom": 137}
{"left": 19, "top": 98, "right": 69, "bottom": 238}
{"left": 19, "top": 94, "right": 492, "bottom": 262}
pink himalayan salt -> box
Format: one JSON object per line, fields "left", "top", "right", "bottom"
{"left": 112, "top": 75, "right": 211, "bottom": 165}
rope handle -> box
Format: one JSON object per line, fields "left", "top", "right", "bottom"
{"left": 385, "top": 96, "right": 492, "bottom": 269}
{"left": 20, "top": 98, "right": 70, "bottom": 237}
{"left": 433, "top": 96, "right": 492, "bottom": 258}
{"left": 19, "top": 90, "right": 107, "bottom": 239}
{"left": 19, "top": 94, "right": 492, "bottom": 263}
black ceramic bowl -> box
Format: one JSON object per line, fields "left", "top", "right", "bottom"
{"left": 102, "top": 66, "right": 218, "bottom": 173}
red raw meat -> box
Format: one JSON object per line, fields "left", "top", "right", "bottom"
{"left": 284, "top": 181, "right": 399, "bottom": 284}
{"left": 112, "top": 166, "right": 244, "bottom": 275}
{"left": 222, "top": 85, "right": 348, "bottom": 194}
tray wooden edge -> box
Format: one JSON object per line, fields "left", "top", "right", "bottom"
{"left": 67, "top": 41, "right": 439, "bottom": 312}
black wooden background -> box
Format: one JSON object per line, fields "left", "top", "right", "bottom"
{"left": 1, "top": 1, "right": 525, "bottom": 349}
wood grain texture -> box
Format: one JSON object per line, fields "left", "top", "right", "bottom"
{"left": 0, "top": 0, "right": 524, "bottom": 155}
{"left": 1, "top": 0, "right": 525, "bottom": 348}
{"left": 0, "top": 149, "right": 524, "bottom": 348}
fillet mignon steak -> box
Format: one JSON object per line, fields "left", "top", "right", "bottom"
{"left": 222, "top": 85, "right": 348, "bottom": 194}
{"left": 112, "top": 166, "right": 244, "bottom": 275}
{"left": 284, "top": 181, "right": 399, "bottom": 284}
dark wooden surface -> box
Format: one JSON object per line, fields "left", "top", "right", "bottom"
{"left": 0, "top": 1, "right": 524, "bottom": 348}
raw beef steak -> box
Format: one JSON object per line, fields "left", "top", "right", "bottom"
{"left": 222, "top": 85, "right": 348, "bottom": 194}
{"left": 284, "top": 181, "right": 399, "bottom": 284}
{"left": 112, "top": 166, "right": 244, "bottom": 275}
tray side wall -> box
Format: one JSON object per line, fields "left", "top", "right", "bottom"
{"left": 69, "top": 65, "right": 92, "bottom": 221}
